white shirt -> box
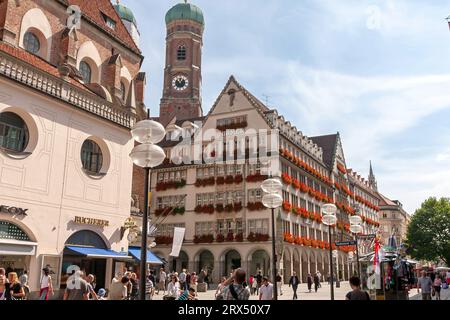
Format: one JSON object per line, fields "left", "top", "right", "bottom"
{"left": 159, "top": 271, "right": 166, "bottom": 282}
{"left": 40, "top": 275, "right": 50, "bottom": 289}
{"left": 167, "top": 281, "right": 180, "bottom": 298}
{"left": 179, "top": 272, "right": 186, "bottom": 282}
{"left": 259, "top": 283, "right": 273, "bottom": 300}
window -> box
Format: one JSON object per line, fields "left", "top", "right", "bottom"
{"left": 120, "top": 81, "right": 126, "bottom": 101}
{"left": 79, "top": 61, "right": 92, "bottom": 83}
{"left": 23, "top": 32, "right": 40, "bottom": 54}
{"left": 248, "top": 219, "right": 269, "bottom": 235}
{"left": 81, "top": 140, "right": 103, "bottom": 173}
{"left": 195, "top": 222, "right": 215, "bottom": 236}
{"left": 0, "top": 112, "right": 29, "bottom": 152}
{"left": 177, "top": 45, "right": 186, "bottom": 60}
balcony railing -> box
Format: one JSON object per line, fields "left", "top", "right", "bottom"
{"left": 0, "top": 50, "right": 135, "bottom": 129}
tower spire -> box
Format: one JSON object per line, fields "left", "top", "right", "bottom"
{"left": 368, "top": 161, "right": 378, "bottom": 191}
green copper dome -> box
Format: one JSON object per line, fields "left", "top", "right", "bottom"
{"left": 165, "top": 3, "right": 204, "bottom": 26}
{"left": 114, "top": 3, "right": 137, "bottom": 26}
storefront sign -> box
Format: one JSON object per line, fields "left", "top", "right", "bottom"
{"left": 335, "top": 240, "right": 357, "bottom": 246}
{"left": 74, "top": 216, "right": 109, "bottom": 227}
{"left": 0, "top": 205, "right": 28, "bottom": 216}
{"left": 357, "top": 234, "right": 376, "bottom": 240}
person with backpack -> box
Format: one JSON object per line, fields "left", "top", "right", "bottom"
{"left": 346, "top": 276, "right": 370, "bottom": 300}
{"left": 221, "top": 268, "right": 250, "bottom": 300}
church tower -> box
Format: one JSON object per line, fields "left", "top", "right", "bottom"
{"left": 159, "top": 1, "right": 204, "bottom": 125}
{"left": 368, "top": 161, "right": 378, "bottom": 191}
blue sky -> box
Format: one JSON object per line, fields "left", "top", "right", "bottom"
{"left": 123, "top": 0, "right": 450, "bottom": 214}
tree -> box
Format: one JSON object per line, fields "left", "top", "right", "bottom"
{"left": 405, "top": 197, "right": 450, "bottom": 266}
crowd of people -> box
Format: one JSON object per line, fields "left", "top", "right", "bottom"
{"left": 417, "top": 270, "right": 450, "bottom": 300}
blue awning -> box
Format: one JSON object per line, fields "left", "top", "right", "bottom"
{"left": 65, "top": 246, "right": 131, "bottom": 259}
{"left": 128, "top": 246, "right": 163, "bottom": 265}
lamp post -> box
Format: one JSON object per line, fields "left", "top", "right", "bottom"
{"left": 261, "top": 178, "right": 283, "bottom": 301}
{"left": 349, "top": 215, "right": 363, "bottom": 278}
{"left": 129, "top": 118, "right": 166, "bottom": 300}
{"left": 321, "top": 203, "right": 337, "bottom": 300}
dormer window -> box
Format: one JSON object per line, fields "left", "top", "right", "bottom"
{"left": 23, "top": 32, "right": 40, "bottom": 55}
{"left": 101, "top": 12, "right": 116, "bottom": 30}
{"left": 79, "top": 61, "right": 92, "bottom": 83}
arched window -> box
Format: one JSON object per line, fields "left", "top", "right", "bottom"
{"left": 0, "top": 112, "right": 29, "bottom": 152}
{"left": 81, "top": 139, "right": 103, "bottom": 173}
{"left": 65, "top": 230, "right": 106, "bottom": 248}
{"left": 177, "top": 45, "right": 186, "bottom": 60}
{"left": 23, "top": 31, "right": 40, "bottom": 54}
{"left": 120, "top": 81, "right": 126, "bottom": 102}
{"left": 79, "top": 61, "right": 92, "bottom": 83}
{"left": 0, "top": 221, "right": 31, "bottom": 241}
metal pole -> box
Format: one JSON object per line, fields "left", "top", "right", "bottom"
{"left": 271, "top": 208, "right": 278, "bottom": 300}
{"left": 139, "top": 167, "right": 150, "bottom": 300}
{"left": 355, "top": 235, "right": 361, "bottom": 278}
{"left": 329, "top": 224, "right": 334, "bottom": 300}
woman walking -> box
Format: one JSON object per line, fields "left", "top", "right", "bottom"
{"left": 39, "top": 267, "right": 54, "bottom": 300}
{"left": 7, "top": 272, "right": 25, "bottom": 300}
{"left": 433, "top": 276, "right": 442, "bottom": 300}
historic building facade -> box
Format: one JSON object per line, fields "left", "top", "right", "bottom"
{"left": 0, "top": 0, "right": 146, "bottom": 297}
{"left": 377, "top": 194, "right": 410, "bottom": 247}
{"left": 129, "top": 1, "right": 383, "bottom": 285}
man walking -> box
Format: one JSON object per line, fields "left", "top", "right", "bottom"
{"left": 259, "top": 277, "right": 274, "bottom": 300}
{"left": 255, "top": 270, "right": 263, "bottom": 295}
{"left": 63, "top": 271, "right": 89, "bottom": 300}
{"left": 288, "top": 271, "right": 299, "bottom": 300}
{"left": 275, "top": 273, "right": 283, "bottom": 296}
{"left": 222, "top": 269, "right": 251, "bottom": 300}
{"left": 179, "top": 269, "right": 187, "bottom": 291}
{"left": 418, "top": 271, "right": 433, "bottom": 300}
{"left": 157, "top": 268, "right": 166, "bottom": 295}
{"left": 316, "top": 271, "right": 322, "bottom": 288}
{"left": 313, "top": 273, "right": 320, "bottom": 293}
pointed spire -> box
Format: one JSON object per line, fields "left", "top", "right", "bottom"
{"left": 368, "top": 161, "right": 378, "bottom": 191}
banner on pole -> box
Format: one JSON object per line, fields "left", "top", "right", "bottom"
{"left": 169, "top": 227, "right": 186, "bottom": 257}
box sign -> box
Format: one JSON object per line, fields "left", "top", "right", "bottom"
{"left": 74, "top": 216, "right": 109, "bottom": 227}
{"left": 0, "top": 205, "right": 28, "bottom": 216}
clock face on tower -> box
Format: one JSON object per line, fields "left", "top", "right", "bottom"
{"left": 172, "top": 75, "right": 189, "bottom": 91}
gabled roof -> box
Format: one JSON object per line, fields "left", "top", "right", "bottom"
{"left": 66, "top": 0, "right": 141, "bottom": 55}
{"left": 206, "top": 75, "right": 272, "bottom": 127}
{"left": 377, "top": 192, "right": 398, "bottom": 207}
{"left": 310, "top": 134, "right": 338, "bottom": 169}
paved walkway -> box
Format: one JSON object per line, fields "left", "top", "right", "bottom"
{"left": 151, "top": 283, "right": 450, "bottom": 301}
{"left": 151, "top": 282, "right": 352, "bottom": 301}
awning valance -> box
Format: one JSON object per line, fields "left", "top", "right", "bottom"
{"left": 65, "top": 246, "right": 131, "bottom": 259}
{"left": 0, "top": 239, "right": 37, "bottom": 256}
{"left": 128, "top": 246, "right": 163, "bottom": 265}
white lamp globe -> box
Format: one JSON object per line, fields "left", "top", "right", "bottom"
{"left": 262, "top": 193, "right": 283, "bottom": 209}
{"left": 349, "top": 215, "right": 363, "bottom": 226}
{"left": 321, "top": 203, "right": 337, "bottom": 216}
{"left": 129, "top": 143, "right": 166, "bottom": 168}
{"left": 350, "top": 224, "right": 363, "bottom": 234}
{"left": 322, "top": 214, "right": 337, "bottom": 226}
{"left": 131, "top": 120, "right": 166, "bottom": 144}
{"left": 261, "top": 178, "right": 283, "bottom": 194}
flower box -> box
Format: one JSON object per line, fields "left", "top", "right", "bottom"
{"left": 225, "top": 175, "right": 235, "bottom": 184}
{"left": 225, "top": 204, "right": 233, "bottom": 212}
{"left": 216, "top": 204, "right": 224, "bottom": 213}
{"left": 216, "top": 176, "right": 225, "bottom": 185}
{"left": 216, "top": 234, "right": 225, "bottom": 242}
{"left": 282, "top": 201, "right": 292, "bottom": 213}
{"left": 234, "top": 174, "right": 243, "bottom": 184}
{"left": 235, "top": 233, "right": 244, "bottom": 242}
{"left": 247, "top": 202, "right": 265, "bottom": 211}
{"left": 233, "top": 202, "right": 243, "bottom": 212}
{"left": 226, "top": 232, "right": 234, "bottom": 242}
{"left": 248, "top": 232, "right": 269, "bottom": 242}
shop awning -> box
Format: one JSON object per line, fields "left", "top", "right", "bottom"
{"left": 65, "top": 246, "right": 131, "bottom": 259}
{"left": 128, "top": 246, "right": 163, "bottom": 265}
{"left": 0, "top": 239, "right": 37, "bottom": 256}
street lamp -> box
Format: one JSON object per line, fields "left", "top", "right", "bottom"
{"left": 261, "top": 178, "right": 283, "bottom": 300}
{"left": 349, "top": 215, "right": 363, "bottom": 278}
{"left": 321, "top": 203, "right": 337, "bottom": 300}
{"left": 129, "top": 118, "right": 166, "bottom": 300}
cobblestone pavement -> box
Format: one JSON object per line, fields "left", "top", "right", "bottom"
{"left": 409, "top": 287, "right": 450, "bottom": 300}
